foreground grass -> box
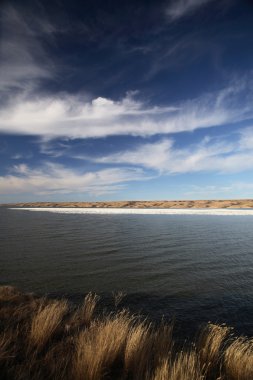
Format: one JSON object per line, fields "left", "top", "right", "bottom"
{"left": 0, "top": 286, "right": 252, "bottom": 380}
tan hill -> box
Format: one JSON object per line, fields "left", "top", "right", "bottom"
{"left": 2, "top": 199, "right": 253, "bottom": 208}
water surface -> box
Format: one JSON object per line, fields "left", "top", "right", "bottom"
{"left": 1, "top": 208, "right": 253, "bottom": 335}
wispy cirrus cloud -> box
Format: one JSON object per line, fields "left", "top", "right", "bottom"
{"left": 166, "top": 0, "right": 216, "bottom": 20}
{"left": 91, "top": 127, "right": 253, "bottom": 174}
{"left": 0, "top": 77, "right": 252, "bottom": 139}
{"left": 0, "top": 163, "right": 147, "bottom": 196}
{"left": 0, "top": 4, "right": 54, "bottom": 95}
{"left": 11, "top": 153, "right": 33, "bottom": 160}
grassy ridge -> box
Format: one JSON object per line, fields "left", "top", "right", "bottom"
{"left": 2, "top": 199, "right": 253, "bottom": 208}
{"left": 0, "top": 286, "right": 252, "bottom": 380}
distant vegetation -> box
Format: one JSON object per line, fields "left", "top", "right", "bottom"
{"left": 0, "top": 286, "right": 252, "bottom": 380}
{"left": 3, "top": 199, "right": 253, "bottom": 209}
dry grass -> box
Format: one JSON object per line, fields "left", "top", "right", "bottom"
{"left": 74, "top": 310, "right": 133, "bottom": 380}
{"left": 0, "top": 286, "right": 252, "bottom": 380}
{"left": 112, "top": 291, "right": 125, "bottom": 308}
{"left": 81, "top": 292, "right": 100, "bottom": 325}
{"left": 224, "top": 337, "right": 253, "bottom": 379}
{"left": 170, "top": 351, "right": 203, "bottom": 380}
{"left": 124, "top": 320, "right": 152, "bottom": 378}
{"left": 30, "top": 300, "right": 69, "bottom": 349}
{"left": 199, "top": 323, "right": 231, "bottom": 378}
{"left": 152, "top": 358, "right": 171, "bottom": 380}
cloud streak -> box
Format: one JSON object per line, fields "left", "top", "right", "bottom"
{"left": 0, "top": 163, "right": 147, "bottom": 196}
{"left": 0, "top": 78, "right": 252, "bottom": 139}
{"left": 166, "top": 0, "right": 215, "bottom": 20}
{"left": 0, "top": 5, "right": 54, "bottom": 94}
{"left": 91, "top": 127, "right": 253, "bottom": 174}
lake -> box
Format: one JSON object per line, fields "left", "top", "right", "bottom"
{"left": 1, "top": 207, "right": 253, "bottom": 336}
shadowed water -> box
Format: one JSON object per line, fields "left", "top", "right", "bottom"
{"left": 1, "top": 208, "right": 253, "bottom": 336}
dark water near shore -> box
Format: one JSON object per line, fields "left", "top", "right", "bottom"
{"left": 1, "top": 208, "right": 253, "bottom": 336}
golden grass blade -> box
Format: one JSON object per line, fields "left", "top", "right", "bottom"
{"left": 170, "top": 350, "right": 203, "bottom": 380}
{"left": 199, "top": 323, "right": 231, "bottom": 378}
{"left": 30, "top": 300, "right": 68, "bottom": 350}
{"left": 0, "top": 286, "right": 252, "bottom": 380}
{"left": 224, "top": 336, "right": 253, "bottom": 380}
{"left": 74, "top": 311, "right": 133, "bottom": 380}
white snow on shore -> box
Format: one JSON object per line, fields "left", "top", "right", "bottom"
{"left": 10, "top": 207, "right": 253, "bottom": 215}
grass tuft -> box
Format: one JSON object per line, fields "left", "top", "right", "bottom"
{"left": 0, "top": 286, "right": 252, "bottom": 380}
{"left": 30, "top": 300, "right": 68, "bottom": 350}
{"left": 224, "top": 336, "right": 253, "bottom": 380}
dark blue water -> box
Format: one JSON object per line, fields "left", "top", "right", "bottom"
{"left": 1, "top": 208, "right": 253, "bottom": 336}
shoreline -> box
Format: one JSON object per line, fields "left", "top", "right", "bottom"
{"left": 2, "top": 199, "right": 253, "bottom": 209}
{"left": 9, "top": 207, "right": 253, "bottom": 215}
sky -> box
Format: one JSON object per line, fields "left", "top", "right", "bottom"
{"left": 1, "top": 0, "right": 253, "bottom": 202}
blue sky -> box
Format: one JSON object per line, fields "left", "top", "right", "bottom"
{"left": 1, "top": 0, "right": 253, "bottom": 202}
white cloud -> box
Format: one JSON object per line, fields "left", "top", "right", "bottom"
{"left": 166, "top": 0, "right": 215, "bottom": 20}
{"left": 0, "top": 78, "right": 252, "bottom": 139}
{"left": 239, "top": 127, "right": 253, "bottom": 150}
{"left": 0, "top": 163, "right": 146, "bottom": 196}
{"left": 92, "top": 127, "right": 253, "bottom": 174}
{"left": 96, "top": 139, "right": 174, "bottom": 172}
{"left": 0, "top": 5, "right": 252, "bottom": 141}
{"left": 11, "top": 153, "right": 33, "bottom": 160}
{"left": 0, "top": 5, "right": 54, "bottom": 93}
